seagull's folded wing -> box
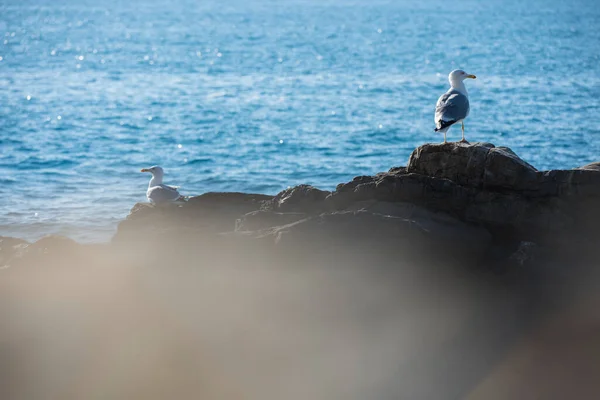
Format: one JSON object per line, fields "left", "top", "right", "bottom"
{"left": 435, "top": 89, "right": 470, "bottom": 129}
{"left": 148, "top": 185, "right": 181, "bottom": 203}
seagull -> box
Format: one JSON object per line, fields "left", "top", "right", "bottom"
{"left": 434, "top": 69, "right": 476, "bottom": 143}
{"left": 140, "top": 166, "right": 184, "bottom": 204}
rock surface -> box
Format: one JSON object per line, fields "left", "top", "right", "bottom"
{"left": 407, "top": 141, "right": 497, "bottom": 188}
{"left": 578, "top": 161, "right": 600, "bottom": 171}
{"left": 108, "top": 141, "right": 599, "bottom": 262}
{"left": 263, "top": 184, "right": 331, "bottom": 213}
{"left": 114, "top": 192, "right": 273, "bottom": 242}
{"left": 5, "top": 141, "right": 595, "bottom": 268}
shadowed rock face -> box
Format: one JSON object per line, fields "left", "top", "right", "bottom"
{"left": 263, "top": 184, "right": 331, "bottom": 213}
{"left": 114, "top": 192, "right": 273, "bottom": 242}
{"left": 4, "top": 142, "right": 598, "bottom": 400}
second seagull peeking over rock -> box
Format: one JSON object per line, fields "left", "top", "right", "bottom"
{"left": 434, "top": 69, "right": 476, "bottom": 143}
{"left": 141, "top": 166, "right": 184, "bottom": 204}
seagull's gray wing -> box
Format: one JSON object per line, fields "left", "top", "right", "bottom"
{"left": 434, "top": 89, "right": 470, "bottom": 131}
{"left": 147, "top": 184, "right": 181, "bottom": 204}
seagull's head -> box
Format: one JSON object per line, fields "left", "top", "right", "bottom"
{"left": 140, "top": 165, "right": 164, "bottom": 179}
{"left": 449, "top": 69, "right": 476, "bottom": 86}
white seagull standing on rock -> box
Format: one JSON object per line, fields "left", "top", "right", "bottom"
{"left": 140, "top": 166, "right": 184, "bottom": 204}
{"left": 434, "top": 69, "right": 476, "bottom": 143}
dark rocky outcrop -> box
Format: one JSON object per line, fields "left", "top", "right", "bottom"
{"left": 114, "top": 192, "right": 273, "bottom": 242}
{"left": 262, "top": 184, "right": 331, "bottom": 213}
{"left": 260, "top": 207, "right": 492, "bottom": 265}
{"left": 508, "top": 241, "right": 538, "bottom": 267}
{"left": 236, "top": 210, "right": 308, "bottom": 232}
{"left": 578, "top": 161, "right": 600, "bottom": 171}
{"left": 407, "top": 142, "right": 600, "bottom": 197}
{"left": 407, "top": 141, "right": 497, "bottom": 187}
{"left": 108, "top": 141, "right": 599, "bottom": 265}
{"left": 327, "top": 142, "right": 599, "bottom": 249}
{"left": 6, "top": 141, "right": 594, "bottom": 273}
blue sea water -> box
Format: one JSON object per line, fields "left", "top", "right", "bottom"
{"left": 1, "top": 0, "right": 599, "bottom": 242}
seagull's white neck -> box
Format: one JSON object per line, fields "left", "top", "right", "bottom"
{"left": 450, "top": 80, "right": 468, "bottom": 96}
{"left": 149, "top": 174, "right": 163, "bottom": 187}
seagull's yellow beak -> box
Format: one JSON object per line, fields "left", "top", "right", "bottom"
{"left": 141, "top": 168, "right": 149, "bottom": 173}
{"left": 466, "top": 74, "right": 476, "bottom": 79}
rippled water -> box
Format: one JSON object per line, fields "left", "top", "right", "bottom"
{"left": 1, "top": 0, "right": 599, "bottom": 242}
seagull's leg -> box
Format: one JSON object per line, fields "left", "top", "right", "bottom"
{"left": 444, "top": 131, "right": 447, "bottom": 143}
{"left": 460, "top": 121, "right": 467, "bottom": 143}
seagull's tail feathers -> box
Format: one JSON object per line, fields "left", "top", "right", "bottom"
{"left": 434, "top": 119, "right": 457, "bottom": 132}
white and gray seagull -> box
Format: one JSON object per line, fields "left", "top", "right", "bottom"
{"left": 434, "top": 69, "right": 476, "bottom": 143}
{"left": 140, "top": 166, "right": 184, "bottom": 204}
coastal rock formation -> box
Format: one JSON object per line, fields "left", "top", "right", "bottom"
{"left": 407, "top": 142, "right": 600, "bottom": 197}
{"left": 329, "top": 142, "right": 599, "bottom": 248}
{"left": 260, "top": 207, "right": 492, "bottom": 265}
{"left": 236, "top": 210, "right": 307, "bottom": 232}
{"left": 3, "top": 141, "right": 593, "bottom": 272}
{"left": 578, "top": 161, "right": 600, "bottom": 171}
{"left": 263, "top": 184, "right": 331, "bottom": 213}
{"left": 407, "top": 141, "right": 497, "bottom": 187}
{"left": 107, "top": 141, "right": 600, "bottom": 265}
{"left": 114, "top": 192, "right": 273, "bottom": 242}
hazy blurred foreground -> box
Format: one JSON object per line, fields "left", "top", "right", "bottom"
{"left": 2, "top": 142, "right": 600, "bottom": 399}
{"left": 2, "top": 230, "right": 599, "bottom": 400}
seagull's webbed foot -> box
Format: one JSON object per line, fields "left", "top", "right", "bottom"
{"left": 459, "top": 138, "right": 470, "bottom": 144}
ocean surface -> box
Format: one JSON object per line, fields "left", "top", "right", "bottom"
{"left": 1, "top": 0, "right": 599, "bottom": 242}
